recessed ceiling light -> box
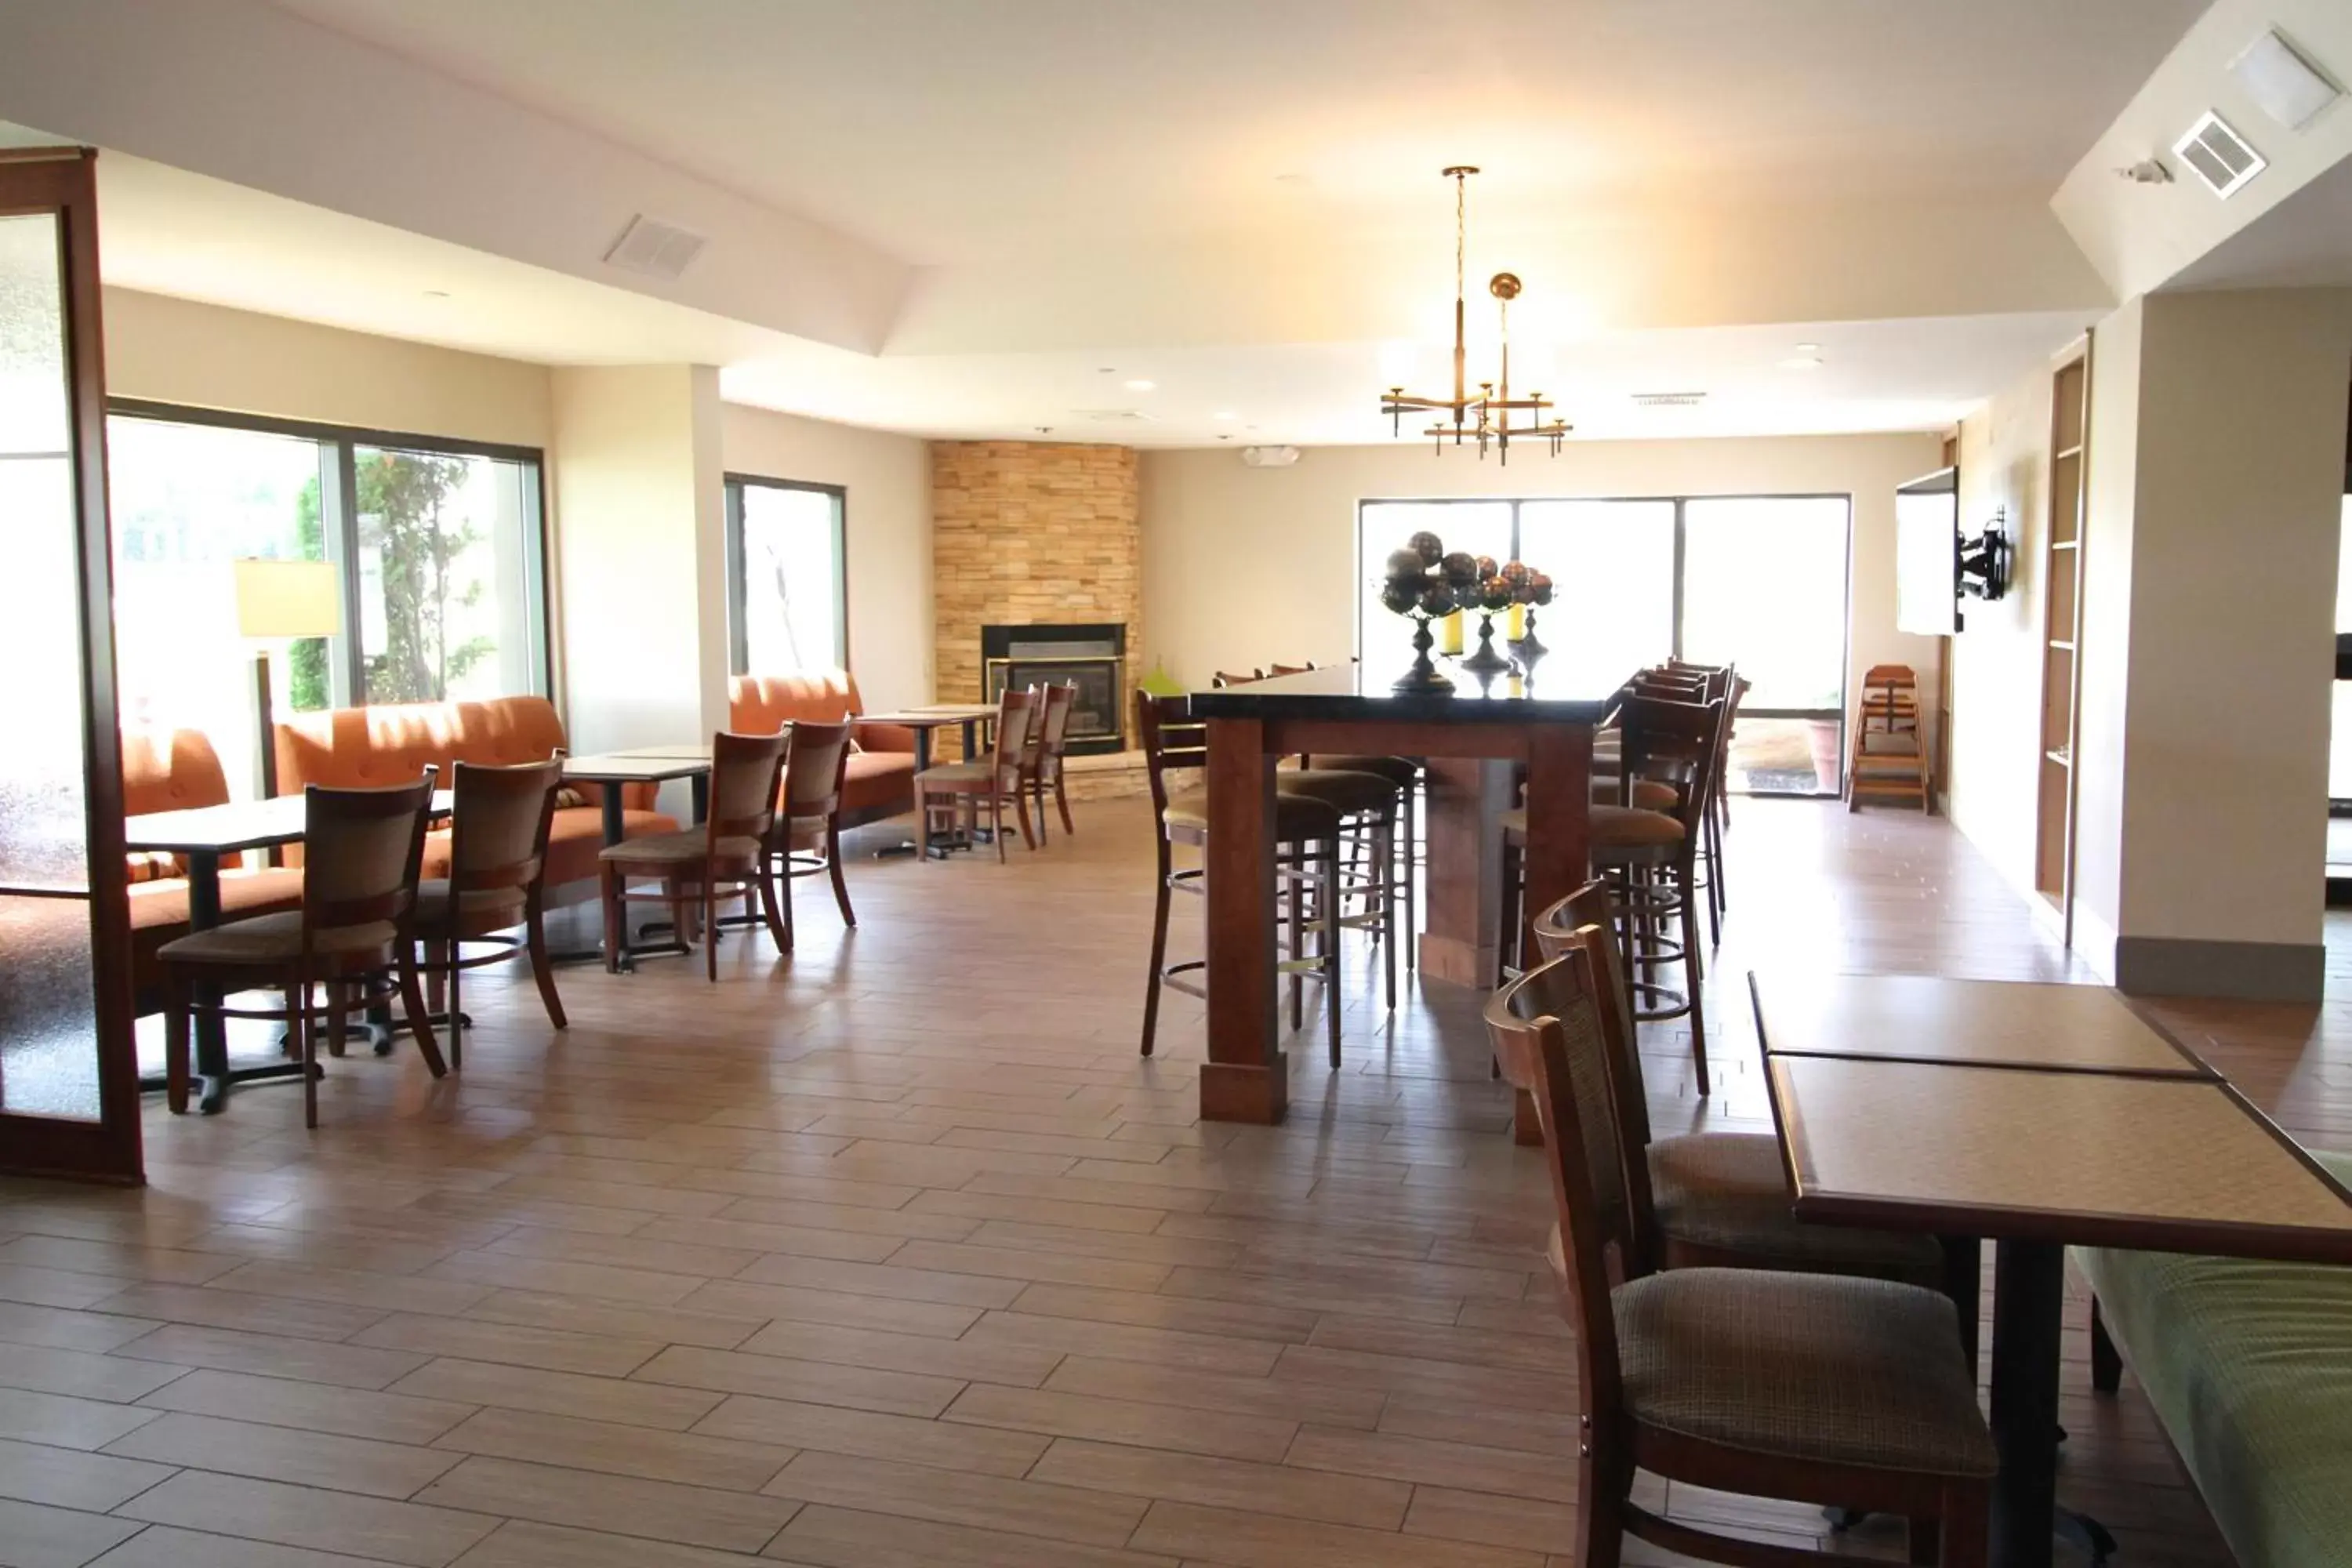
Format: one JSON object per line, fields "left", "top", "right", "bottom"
{"left": 1213, "top": 411, "right": 1239, "bottom": 421}
{"left": 423, "top": 289, "right": 452, "bottom": 299}
{"left": 1792, "top": 342, "right": 1819, "bottom": 354}
{"left": 1124, "top": 379, "right": 1156, "bottom": 392}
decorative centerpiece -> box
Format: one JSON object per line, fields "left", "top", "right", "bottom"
{"left": 1502, "top": 561, "right": 1555, "bottom": 675}
{"left": 1459, "top": 555, "right": 1513, "bottom": 677}
{"left": 1378, "top": 530, "right": 1469, "bottom": 694}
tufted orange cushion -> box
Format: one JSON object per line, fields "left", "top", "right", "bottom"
{"left": 273, "top": 695, "right": 656, "bottom": 815}
{"left": 729, "top": 670, "right": 916, "bottom": 757}
{"left": 122, "top": 726, "right": 240, "bottom": 876}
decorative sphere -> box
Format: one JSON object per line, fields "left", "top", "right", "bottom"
{"left": 1531, "top": 576, "right": 1555, "bottom": 606}
{"left": 1500, "top": 559, "right": 1534, "bottom": 587}
{"left": 1473, "top": 554, "right": 1498, "bottom": 579}
{"left": 1479, "top": 575, "right": 1513, "bottom": 612}
{"left": 1439, "top": 551, "right": 1479, "bottom": 587}
{"left": 1379, "top": 583, "right": 1419, "bottom": 617}
{"left": 1417, "top": 581, "right": 1458, "bottom": 617}
{"left": 1409, "top": 531, "right": 1445, "bottom": 566}
{"left": 1385, "top": 547, "right": 1428, "bottom": 583}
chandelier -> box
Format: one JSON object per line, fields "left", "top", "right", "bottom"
{"left": 1380, "top": 166, "right": 1570, "bottom": 463}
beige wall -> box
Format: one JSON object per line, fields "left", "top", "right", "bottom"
{"left": 103, "top": 288, "right": 552, "bottom": 448}
{"left": 1140, "top": 434, "right": 1945, "bottom": 738}
{"left": 720, "top": 405, "right": 932, "bottom": 712}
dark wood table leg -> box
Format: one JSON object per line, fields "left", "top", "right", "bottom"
{"left": 1512, "top": 723, "right": 1593, "bottom": 1144}
{"left": 187, "top": 851, "right": 229, "bottom": 1112}
{"left": 690, "top": 772, "right": 710, "bottom": 826}
{"left": 600, "top": 790, "right": 625, "bottom": 848}
{"left": 1201, "top": 715, "right": 1283, "bottom": 1124}
{"left": 1988, "top": 1238, "right": 2063, "bottom": 1568}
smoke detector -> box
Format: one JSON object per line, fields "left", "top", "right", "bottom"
{"left": 604, "top": 215, "right": 708, "bottom": 280}
{"left": 1631, "top": 391, "right": 1707, "bottom": 408}
{"left": 2172, "top": 111, "right": 2267, "bottom": 198}
{"left": 1240, "top": 445, "right": 1301, "bottom": 468}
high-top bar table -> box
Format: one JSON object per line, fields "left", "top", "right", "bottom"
{"left": 1186, "top": 662, "right": 1616, "bottom": 1124}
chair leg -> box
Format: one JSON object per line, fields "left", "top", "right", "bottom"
{"left": 1287, "top": 862, "right": 1304, "bottom": 1033}
{"left": 1938, "top": 1479, "right": 1989, "bottom": 1568}
{"left": 703, "top": 875, "right": 719, "bottom": 982}
{"left": 826, "top": 821, "right": 855, "bottom": 925}
{"left": 1030, "top": 779, "right": 1048, "bottom": 847}
{"left": 2089, "top": 1296, "right": 2122, "bottom": 1394}
{"left": 1054, "top": 772, "right": 1075, "bottom": 835}
{"left": 1679, "top": 860, "right": 1710, "bottom": 1098}
{"left": 1399, "top": 782, "right": 1416, "bottom": 974}
{"left": 164, "top": 977, "right": 192, "bottom": 1115}
{"left": 322, "top": 978, "right": 348, "bottom": 1059}
{"left": 1011, "top": 788, "right": 1036, "bottom": 853}
{"left": 1323, "top": 837, "right": 1342, "bottom": 1069}
{"left": 916, "top": 783, "right": 932, "bottom": 861}
{"left": 1377, "top": 818, "right": 1396, "bottom": 1011}
{"left": 600, "top": 865, "right": 622, "bottom": 972}
{"left": 398, "top": 951, "right": 447, "bottom": 1077}
{"left": 526, "top": 891, "right": 567, "bottom": 1029}
{"left": 1574, "top": 1445, "right": 1626, "bottom": 1568}
{"left": 993, "top": 793, "right": 1011, "bottom": 863}
{"left": 295, "top": 974, "right": 318, "bottom": 1129}
{"left": 445, "top": 939, "right": 463, "bottom": 1072}
{"left": 1140, "top": 843, "right": 1171, "bottom": 1058}
{"left": 758, "top": 861, "right": 790, "bottom": 953}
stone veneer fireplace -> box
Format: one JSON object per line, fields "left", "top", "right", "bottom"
{"left": 982, "top": 623, "right": 1126, "bottom": 754}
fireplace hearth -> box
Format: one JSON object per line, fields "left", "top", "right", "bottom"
{"left": 982, "top": 623, "right": 1126, "bottom": 754}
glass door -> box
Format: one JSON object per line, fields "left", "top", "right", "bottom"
{"left": 0, "top": 148, "right": 140, "bottom": 1180}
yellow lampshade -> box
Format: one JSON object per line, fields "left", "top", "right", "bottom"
{"left": 234, "top": 559, "right": 340, "bottom": 638}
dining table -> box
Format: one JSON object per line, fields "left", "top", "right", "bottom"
{"left": 1185, "top": 661, "right": 1617, "bottom": 1124}
{"left": 561, "top": 752, "right": 713, "bottom": 844}
{"left": 125, "top": 789, "right": 452, "bottom": 1113}
{"left": 860, "top": 703, "right": 999, "bottom": 770}
{"left": 1752, "top": 973, "right": 2352, "bottom": 1568}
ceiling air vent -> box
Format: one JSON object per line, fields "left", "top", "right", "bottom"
{"left": 1631, "top": 391, "right": 1706, "bottom": 408}
{"left": 604, "top": 215, "right": 707, "bottom": 280}
{"left": 2172, "top": 111, "right": 2267, "bottom": 198}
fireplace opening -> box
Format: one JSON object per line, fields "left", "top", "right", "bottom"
{"left": 982, "top": 623, "right": 1127, "bottom": 755}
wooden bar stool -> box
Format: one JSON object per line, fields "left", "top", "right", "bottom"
{"left": 1277, "top": 764, "right": 1401, "bottom": 1014}
{"left": 1135, "top": 693, "right": 1345, "bottom": 1066}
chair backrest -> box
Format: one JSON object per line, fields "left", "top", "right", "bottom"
{"left": 1134, "top": 692, "right": 1205, "bottom": 815}
{"left": 302, "top": 770, "right": 438, "bottom": 938}
{"left": 1035, "top": 684, "right": 1077, "bottom": 768}
{"left": 448, "top": 755, "right": 564, "bottom": 895}
{"left": 1483, "top": 946, "right": 1633, "bottom": 1424}
{"left": 1015, "top": 685, "right": 1051, "bottom": 773}
{"left": 707, "top": 731, "right": 791, "bottom": 847}
{"left": 1212, "top": 670, "right": 1262, "bottom": 688}
{"left": 781, "top": 720, "right": 854, "bottom": 823}
{"left": 1617, "top": 694, "right": 1725, "bottom": 836}
{"left": 1267, "top": 662, "right": 1312, "bottom": 677}
{"left": 987, "top": 687, "right": 1038, "bottom": 786}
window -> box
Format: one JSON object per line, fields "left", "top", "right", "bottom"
{"left": 107, "top": 404, "right": 548, "bottom": 797}
{"left": 725, "top": 475, "right": 846, "bottom": 675}
{"left": 1356, "top": 493, "right": 1853, "bottom": 794}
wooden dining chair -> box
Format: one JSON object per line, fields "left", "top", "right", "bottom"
{"left": 1530, "top": 882, "right": 1950, "bottom": 1292}
{"left": 915, "top": 687, "right": 1038, "bottom": 862}
{"left": 597, "top": 731, "right": 789, "bottom": 978}
{"left": 764, "top": 718, "right": 857, "bottom": 949}
{"left": 1211, "top": 669, "right": 1263, "bottom": 688}
{"left": 1022, "top": 682, "right": 1079, "bottom": 842}
{"left": 1485, "top": 947, "right": 1995, "bottom": 1568}
{"left": 161, "top": 771, "right": 443, "bottom": 1128}
{"left": 1267, "top": 662, "right": 1313, "bottom": 676}
{"left": 412, "top": 755, "right": 568, "bottom": 1069}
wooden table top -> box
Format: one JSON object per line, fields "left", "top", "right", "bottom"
{"left": 607, "top": 742, "right": 714, "bottom": 760}
{"left": 1768, "top": 1054, "right": 2352, "bottom": 1261}
{"left": 561, "top": 754, "right": 712, "bottom": 782}
{"left": 125, "top": 791, "right": 453, "bottom": 855}
{"left": 1751, "top": 973, "right": 2211, "bottom": 1076}
{"left": 863, "top": 707, "right": 997, "bottom": 726}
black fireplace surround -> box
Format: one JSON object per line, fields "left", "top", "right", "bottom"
{"left": 982, "top": 622, "right": 1126, "bottom": 755}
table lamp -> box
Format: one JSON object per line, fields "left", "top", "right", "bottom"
{"left": 234, "top": 558, "right": 340, "bottom": 798}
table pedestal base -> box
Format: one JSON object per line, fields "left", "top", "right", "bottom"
{"left": 1200, "top": 1056, "right": 1287, "bottom": 1124}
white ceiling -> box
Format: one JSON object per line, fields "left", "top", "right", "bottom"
{"left": 266, "top": 0, "right": 2207, "bottom": 264}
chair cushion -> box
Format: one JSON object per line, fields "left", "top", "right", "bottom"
{"left": 524, "top": 807, "right": 677, "bottom": 890}
{"left": 1308, "top": 755, "right": 1420, "bottom": 790}
{"left": 1615, "top": 1267, "right": 1997, "bottom": 1478}
{"left": 156, "top": 910, "right": 397, "bottom": 967}
{"left": 919, "top": 760, "right": 1015, "bottom": 789}
{"left": 1277, "top": 768, "right": 1398, "bottom": 816}
{"left": 1648, "top": 1133, "right": 1944, "bottom": 1278}
{"left": 599, "top": 830, "right": 762, "bottom": 866}
{"left": 1598, "top": 779, "right": 1679, "bottom": 811}
{"left": 130, "top": 868, "right": 310, "bottom": 993}
{"left": 1593, "top": 804, "right": 1685, "bottom": 848}
{"left": 1162, "top": 789, "right": 1340, "bottom": 841}
{"left": 412, "top": 879, "right": 528, "bottom": 935}
{"left": 2071, "top": 1150, "right": 2352, "bottom": 1568}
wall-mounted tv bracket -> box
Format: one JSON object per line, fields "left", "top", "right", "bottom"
{"left": 1958, "top": 506, "right": 2010, "bottom": 602}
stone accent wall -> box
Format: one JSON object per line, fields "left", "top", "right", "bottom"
{"left": 931, "top": 441, "right": 1142, "bottom": 750}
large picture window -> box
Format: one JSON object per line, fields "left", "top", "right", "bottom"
{"left": 1357, "top": 494, "right": 1853, "bottom": 795}
{"left": 107, "top": 403, "right": 549, "bottom": 797}
{"left": 725, "top": 475, "right": 846, "bottom": 675}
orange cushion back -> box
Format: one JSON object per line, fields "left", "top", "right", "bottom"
{"left": 728, "top": 669, "right": 862, "bottom": 733}
{"left": 274, "top": 695, "right": 570, "bottom": 791}
{"left": 122, "top": 727, "right": 231, "bottom": 816}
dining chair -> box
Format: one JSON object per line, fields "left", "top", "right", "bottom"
{"left": 1530, "top": 882, "right": 1950, "bottom": 1293}
{"left": 161, "top": 771, "right": 443, "bottom": 1128}
{"left": 1135, "top": 691, "right": 1344, "bottom": 1065}
{"left": 1267, "top": 662, "right": 1313, "bottom": 676}
{"left": 412, "top": 755, "right": 568, "bottom": 1069}
{"left": 597, "top": 731, "right": 789, "bottom": 978}
{"left": 1211, "top": 669, "right": 1263, "bottom": 688}
{"left": 1485, "top": 946, "right": 1995, "bottom": 1568}
{"left": 1022, "top": 682, "right": 1079, "bottom": 842}
{"left": 914, "top": 687, "right": 1039, "bottom": 862}
{"left": 763, "top": 718, "right": 857, "bottom": 949}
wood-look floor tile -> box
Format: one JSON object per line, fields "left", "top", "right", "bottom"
{"left": 0, "top": 1304, "right": 157, "bottom": 1356}
{"left": 201, "top": 1262, "right": 493, "bottom": 1318}
{"left": 404, "top": 1193, "right": 645, "bottom": 1239}
{"left": 89, "top": 1285, "right": 380, "bottom": 1344}
{"left": 1376, "top": 1399, "right": 1584, "bottom": 1457}
{"left": 1004, "top": 1283, "right": 1318, "bottom": 1344}
{"left": 0, "top": 1237, "right": 242, "bottom": 1288}
{"left": 1273, "top": 1345, "right": 1578, "bottom": 1413}
{"left": 388, "top": 1356, "right": 720, "bottom": 1431}
{"left": 758, "top": 1503, "right": 1179, "bottom": 1568}
{"left": 0, "top": 1437, "right": 176, "bottom": 1512}
{"left": 1029, "top": 1437, "right": 1410, "bottom": 1530}
{"left": 85, "top": 1526, "right": 394, "bottom": 1568}
{"left": 0, "top": 1496, "right": 144, "bottom": 1568}
{"left": 0, "top": 1342, "right": 186, "bottom": 1403}
{"left": 477, "top": 1178, "right": 736, "bottom": 1221}
{"left": 477, "top": 1227, "right": 762, "bottom": 1281}
{"left": 689, "top": 1395, "right": 1048, "bottom": 1479}
{"left": 880, "top": 1241, "right": 1168, "bottom": 1294}
{"left": 942, "top": 1385, "right": 1294, "bottom": 1462}
{"left": 672, "top": 1279, "right": 979, "bottom": 1340}
{"left": 108, "top": 1324, "right": 428, "bottom": 1392}
{"left": 0, "top": 1266, "right": 132, "bottom": 1313}
{"left": 960, "top": 1220, "right": 1241, "bottom": 1270}
{"left": 1286, "top": 1424, "right": 1575, "bottom": 1503}
{"left": 447, "top": 1518, "right": 769, "bottom": 1567}
{"left": 1404, "top": 1486, "right": 1581, "bottom": 1553}
{"left": 1127, "top": 1498, "right": 1546, "bottom": 1568}
{"left": 430, "top": 1407, "right": 793, "bottom": 1492}
{"left": 736, "top": 1319, "right": 1059, "bottom": 1387}
{"left": 1306, "top": 1313, "right": 1573, "bottom": 1373}
{"left": 729, "top": 1255, "right": 1020, "bottom": 1311}
{"left": 705, "top": 1199, "right": 978, "bottom": 1244}
{"left": 103, "top": 1411, "right": 463, "bottom": 1499}
{"left": 953, "top": 1174, "right": 1218, "bottom": 1217}
{"left": 761, "top": 1450, "right": 1147, "bottom": 1548}
{"left": 902, "top": 1191, "right": 1165, "bottom": 1236}
{"left": 1039, "top": 1356, "right": 1383, "bottom": 1430}
{"left": 0, "top": 1388, "right": 161, "bottom": 1452}
{"left": 115, "top": 1471, "right": 498, "bottom": 1566}
{"left": 960, "top": 1310, "right": 1277, "bottom": 1377}
{"left": 414, "top": 1455, "right": 800, "bottom": 1555}
{"left": 632, "top": 1346, "right": 963, "bottom": 1420}
{"left": 421, "top": 1250, "right": 702, "bottom": 1308}
{"left": 1156, "top": 1268, "right": 1463, "bottom": 1327}
{"left": 350, "top": 1315, "right": 659, "bottom": 1377}
{"left": 134, "top": 1367, "right": 471, "bottom": 1446}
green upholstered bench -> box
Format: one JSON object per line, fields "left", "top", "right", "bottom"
{"left": 2073, "top": 1150, "right": 2352, "bottom": 1568}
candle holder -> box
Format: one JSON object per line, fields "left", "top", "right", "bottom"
{"left": 1378, "top": 532, "right": 1463, "bottom": 695}
{"left": 1507, "top": 606, "right": 1548, "bottom": 677}
{"left": 1392, "top": 614, "right": 1456, "bottom": 695}
{"left": 1458, "top": 612, "right": 1511, "bottom": 676}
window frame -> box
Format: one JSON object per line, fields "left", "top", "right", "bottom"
{"left": 106, "top": 398, "right": 553, "bottom": 706}
{"left": 1356, "top": 492, "right": 1855, "bottom": 794}
{"left": 723, "top": 472, "right": 849, "bottom": 677}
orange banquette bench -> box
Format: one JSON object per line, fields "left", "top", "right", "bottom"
{"left": 273, "top": 695, "right": 677, "bottom": 900}
{"left": 728, "top": 670, "right": 916, "bottom": 828}
{"left": 125, "top": 727, "right": 306, "bottom": 1003}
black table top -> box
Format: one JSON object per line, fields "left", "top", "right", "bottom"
{"left": 1186, "top": 660, "right": 1618, "bottom": 724}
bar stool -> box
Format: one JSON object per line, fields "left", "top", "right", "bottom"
{"left": 1302, "top": 753, "right": 1420, "bottom": 977}
{"left": 1135, "top": 694, "right": 1345, "bottom": 1065}
{"left": 1277, "top": 764, "right": 1401, "bottom": 1014}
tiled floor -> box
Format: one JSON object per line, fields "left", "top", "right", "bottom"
{"left": 2, "top": 794, "right": 2341, "bottom": 1566}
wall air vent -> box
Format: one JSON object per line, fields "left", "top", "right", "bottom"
{"left": 1631, "top": 391, "right": 1706, "bottom": 408}
{"left": 2172, "top": 111, "right": 2267, "bottom": 198}
{"left": 604, "top": 215, "right": 707, "bottom": 280}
